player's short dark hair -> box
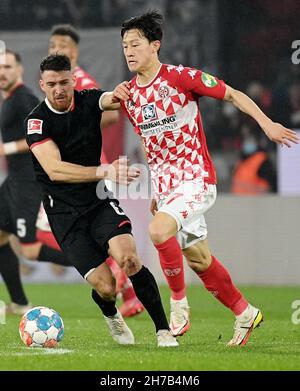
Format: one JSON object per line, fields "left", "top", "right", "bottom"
{"left": 51, "top": 24, "right": 80, "bottom": 45}
{"left": 5, "top": 49, "right": 22, "bottom": 64}
{"left": 40, "top": 54, "right": 71, "bottom": 73}
{"left": 121, "top": 10, "right": 164, "bottom": 43}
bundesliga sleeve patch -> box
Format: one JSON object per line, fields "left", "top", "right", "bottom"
{"left": 201, "top": 72, "right": 218, "bottom": 88}
{"left": 27, "top": 119, "right": 43, "bottom": 135}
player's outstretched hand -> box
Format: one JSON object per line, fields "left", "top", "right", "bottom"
{"left": 263, "top": 122, "right": 299, "bottom": 148}
{"left": 100, "top": 157, "right": 140, "bottom": 185}
{"left": 112, "top": 81, "right": 131, "bottom": 103}
{"left": 150, "top": 199, "right": 158, "bottom": 215}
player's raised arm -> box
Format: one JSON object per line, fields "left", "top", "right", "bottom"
{"left": 223, "top": 84, "right": 299, "bottom": 148}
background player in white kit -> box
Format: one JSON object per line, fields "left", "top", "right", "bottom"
{"left": 110, "top": 11, "right": 299, "bottom": 345}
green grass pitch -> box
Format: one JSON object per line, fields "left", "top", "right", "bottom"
{"left": 0, "top": 283, "right": 299, "bottom": 371}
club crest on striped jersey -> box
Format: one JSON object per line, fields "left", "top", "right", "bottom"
{"left": 158, "top": 85, "right": 170, "bottom": 99}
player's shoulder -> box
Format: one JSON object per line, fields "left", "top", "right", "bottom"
{"left": 163, "top": 63, "right": 200, "bottom": 78}
{"left": 25, "top": 100, "right": 46, "bottom": 121}
{"left": 12, "top": 84, "right": 39, "bottom": 103}
{"left": 75, "top": 88, "right": 104, "bottom": 110}
{"left": 75, "top": 88, "right": 103, "bottom": 100}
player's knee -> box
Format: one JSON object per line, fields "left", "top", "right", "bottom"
{"left": 148, "top": 221, "right": 171, "bottom": 244}
{"left": 20, "top": 243, "right": 41, "bottom": 260}
{"left": 0, "top": 230, "right": 10, "bottom": 247}
{"left": 94, "top": 280, "right": 116, "bottom": 301}
{"left": 115, "top": 252, "right": 137, "bottom": 269}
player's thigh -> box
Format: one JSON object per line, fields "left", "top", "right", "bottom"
{"left": 90, "top": 199, "right": 133, "bottom": 255}
{"left": 0, "top": 180, "right": 14, "bottom": 236}
{"left": 59, "top": 218, "right": 107, "bottom": 279}
{"left": 11, "top": 181, "right": 41, "bottom": 244}
{"left": 157, "top": 183, "right": 217, "bottom": 233}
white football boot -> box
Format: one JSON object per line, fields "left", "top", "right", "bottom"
{"left": 157, "top": 329, "right": 179, "bottom": 347}
{"left": 104, "top": 309, "right": 135, "bottom": 345}
{"left": 227, "top": 304, "right": 263, "bottom": 346}
{"left": 169, "top": 297, "right": 190, "bottom": 337}
{"left": 6, "top": 302, "right": 32, "bottom": 315}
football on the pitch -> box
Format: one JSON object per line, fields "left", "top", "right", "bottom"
{"left": 19, "top": 306, "right": 64, "bottom": 348}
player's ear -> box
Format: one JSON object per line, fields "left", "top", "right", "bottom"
{"left": 152, "top": 40, "right": 161, "bottom": 54}
{"left": 39, "top": 78, "right": 45, "bottom": 92}
{"left": 18, "top": 63, "right": 24, "bottom": 77}
{"left": 72, "top": 74, "right": 76, "bottom": 87}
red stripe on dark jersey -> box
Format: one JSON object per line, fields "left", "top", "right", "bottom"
{"left": 20, "top": 241, "right": 39, "bottom": 246}
{"left": 118, "top": 220, "right": 131, "bottom": 228}
{"left": 30, "top": 138, "right": 52, "bottom": 150}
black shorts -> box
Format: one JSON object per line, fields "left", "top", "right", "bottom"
{"left": 47, "top": 198, "right": 132, "bottom": 278}
{"left": 0, "top": 178, "right": 41, "bottom": 243}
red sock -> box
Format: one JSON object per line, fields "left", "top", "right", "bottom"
{"left": 36, "top": 230, "right": 61, "bottom": 251}
{"left": 155, "top": 236, "right": 186, "bottom": 300}
{"left": 122, "top": 284, "right": 137, "bottom": 301}
{"left": 105, "top": 256, "right": 129, "bottom": 294}
{"left": 197, "top": 256, "right": 248, "bottom": 316}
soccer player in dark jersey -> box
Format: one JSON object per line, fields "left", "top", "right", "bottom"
{"left": 37, "top": 24, "right": 144, "bottom": 318}
{"left": 0, "top": 49, "right": 72, "bottom": 315}
{"left": 112, "top": 11, "right": 299, "bottom": 345}
{"left": 25, "top": 54, "right": 177, "bottom": 347}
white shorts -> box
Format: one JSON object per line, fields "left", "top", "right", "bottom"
{"left": 158, "top": 182, "right": 217, "bottom": 249}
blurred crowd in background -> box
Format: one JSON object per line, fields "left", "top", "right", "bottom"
{"left": 1, "top": 0, "right": 300, "bottom": 192}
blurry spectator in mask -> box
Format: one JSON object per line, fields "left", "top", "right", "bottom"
{"left": 231, "top": 129, "right": 277, "bottom": 195}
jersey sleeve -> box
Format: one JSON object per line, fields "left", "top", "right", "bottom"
{"left": 178, "top": 67, "right": 226, "bottom": 100}
{"left": 25, "top": 114, "right": 52, "bottom": 150}
{"left": 82, "top": 88, "right": 106, "bottom": 113}
{"left": 15, "top": 93, "right": 40, "bottom": 140}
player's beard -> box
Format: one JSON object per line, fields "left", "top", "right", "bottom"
{"left": 0, "top": 78, "right": 16, "bottom": 92}
{"left": 53, "top": 95, "right": 72, "bottom": 111}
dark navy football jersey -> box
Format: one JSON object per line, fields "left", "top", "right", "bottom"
{"left": 0, "top": 84, "right": 39, "bottom": 179}
{"left": 26, "top": 89, "right": 109, "bottom": 209}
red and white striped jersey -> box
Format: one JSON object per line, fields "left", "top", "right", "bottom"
{"left": 122, "top": 63, "right": 226, "bottom": 199}
{"left": 74, "top": 66, "right": 99, "bottom": 91}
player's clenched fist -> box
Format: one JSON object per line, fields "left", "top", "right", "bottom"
{"left": 112, "top": 81, "right": 131, "bottom": 103}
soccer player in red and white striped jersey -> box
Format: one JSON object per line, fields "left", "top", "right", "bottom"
{"left": 111, "top": 11, "right": 299, "bottom": 345}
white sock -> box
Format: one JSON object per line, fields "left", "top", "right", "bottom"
{"left": 171, "top": 296, "right": 188, "bottom": 305}
{"left": 236, "top": 304, "right": 255, "bottom": 323}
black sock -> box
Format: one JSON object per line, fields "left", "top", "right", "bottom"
{"left": 0, "top": 243, "right": 28, "bottom": 305}
{"left": 38, "top": 245, "right": 71, "bottom": 266}
{"left": 130, "top": 266, "right": 169, "bottom": 332}
{"left": 91, "top": 289, "right": 117, "bottom": 317}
